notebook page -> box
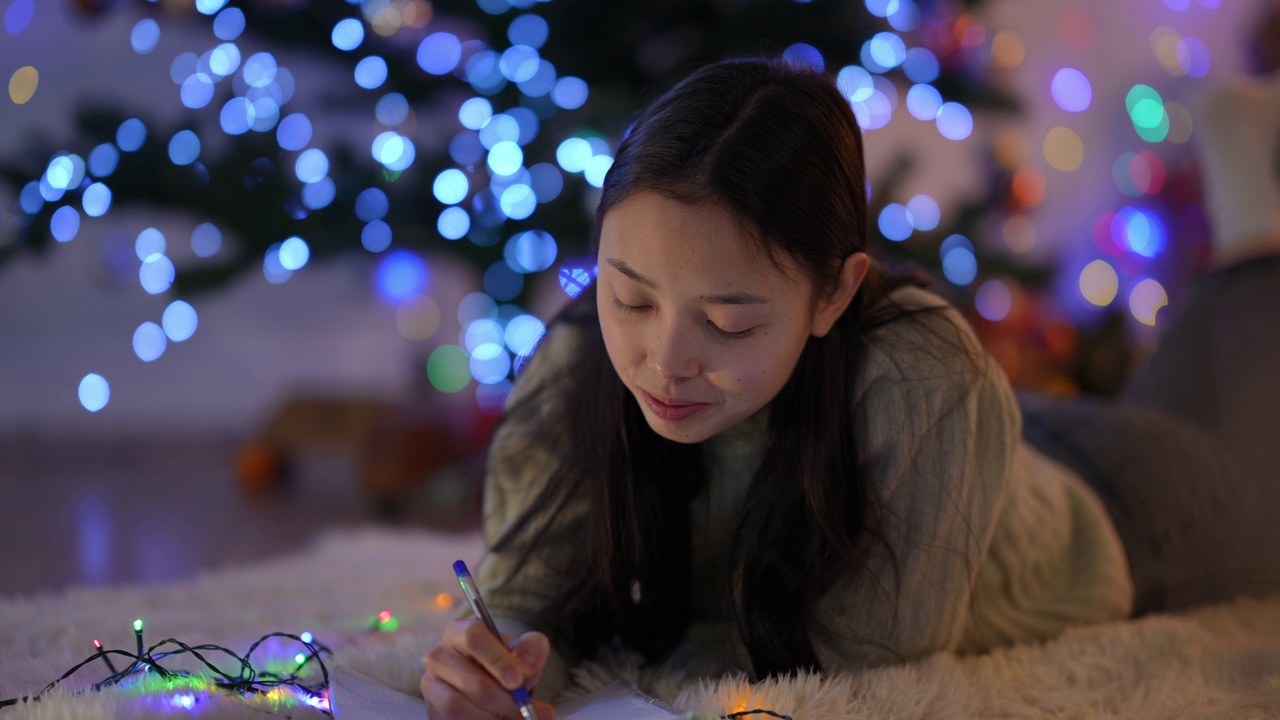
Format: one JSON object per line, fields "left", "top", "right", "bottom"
{"left": 329, "top": 667, "right": 427, "bottom": 720}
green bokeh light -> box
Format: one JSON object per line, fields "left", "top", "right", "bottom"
{"left": 427, "top": 345, "right": 471, "bottom": 393}
{"left": 1126, "top": 85, "right": 1169, "bottom": 142}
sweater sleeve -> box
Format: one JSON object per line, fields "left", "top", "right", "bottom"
{"left": 811, "top": 290, "right": 1020, "bottom": 669}
{"left": 468, "top": 322, "right": 589, "bottom": 701}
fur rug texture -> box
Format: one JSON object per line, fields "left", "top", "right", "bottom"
{"left": 2, "top": 528, "right": 1280, "bottom": 719}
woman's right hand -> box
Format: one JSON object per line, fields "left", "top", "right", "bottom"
{"left": 420, "top": 618, "right": 555, "bottom": 720}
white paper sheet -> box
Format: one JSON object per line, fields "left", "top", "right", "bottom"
{"left": 329, "top": 668, "right": 685, "bottom": 720}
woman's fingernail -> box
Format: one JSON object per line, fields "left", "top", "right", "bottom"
{"left": 502, "top": 668, "right": 522, "bottom": 688}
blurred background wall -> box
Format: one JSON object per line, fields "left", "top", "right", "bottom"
{"left": 0, "top": 0, "right": 1270, "bottom": 437}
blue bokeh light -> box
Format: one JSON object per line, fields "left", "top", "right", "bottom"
{"left": 936, "top": 102, "right": 973, "bottom": 140}
{"left": 243, "top": 52, "right": 278, "bottom": 88}
{"left": 263, "top": 245, "right": 292, "bottom": 284}
{"left": 5, "top": 0, "right": 34, "bottom": 35}
{"left": 82, "top": 183, "right": 112, "bottom": 217}
{"left": 888, "top": 0, "right": 921, "bottom": 31}
{"left": 504, "top": 314, "right": 545, "bottom": 357}
{"left": 131, "top": 19, "right": 160, "bottom": 54}
{"left": 136, "top": 227, "right": 165, "bottom": 260}
{"left": 163, "top": 300, "right": 198, "bottom": 342}
{"left": 836, "top": 65, "right": 874, "bottom": 102}
{"left": 518, "top": 60, "right": 557, "bottom": 97}
{"left": 221, "top": 97, "right": 254, "bottom": 135}
{"left": 209, "top": 43, "right": 241, "bottom": 77}
{"left": 508, "top": 14, "right": 549, "bottom": 48}
{"left": 906, "top": 194, "right": 940, "bottom": 231}
{"left": 878, "top": 203, "right": 913, "bottom": 241}
{"left": 79, "top": 373, "right": 110, "bottom": 412}
{"left": 302, "top": 176, "right": 335, "bottom": 209}
{"left": 196, "top": 0, "right": 228, "bottom": 14}
{"left": 584, "top": 155, "right": 613, "bottom": 188}
{"left": 1051, "top": 68, "right": 1092, "bottom": 113}
{"left": 902, "top": 47, "right": 940, "bottom": 83}
{"left": 940, "top": 235, "right": 977, "bottom": 285}
{"left": 376, "top": 93, "right": 410, "bottom": 126}
{"left": 433, "top": 169, "right": 470, "bottom": 205}
{"left": 362, "top": 220, "right": 393, "bottom": 253}
{"left": 499, "top": 184, "right": 536, "bottom": 220}
{"left": 438, "top": 207, "right": 471, "bottom": 240}
{"left": 529, "top": 163, "right": 563, "bottom": 202}
{"left": 483, "top": 261, "right": 524, "bottom": 302}
{"left": 279, "top": 236, "right": 310, "bottom": 270}
{"left": 355, "top": 188, "right": 389, "bottom": 222}
{"left": 133, "top": 322, "right": 167, "bottom": 362}
{"left": 295, "top": 148, "right": 329, "bottom": 184}
{"left": 50, "top": 206, "right": 80, "bottom": 242}
{"left": 375, "top": 250, "right": 428, "bottom": 302}
{"left": 783, "top": 43, "right": 824, "bottom": 71}
{"left": 556, "top": 137, "right": 592, "bottom": 173}
{"left": 140, "top": 254, "right": 176, "bottom": 294}
{"left": 865, "top": 0, "right": 899, "bottom": 18}
{"left": 464, "top": 318, "right": 505, "bottom": 353}
{"left": 506, "top": 107, "right": 540, "bottom": 146}
{"left": 355, "top": 56, "right": 388, "bottom": 89}
{"left": 213, "top": 7, "right": 245, "bottom": 40}
{"left": 458, "top": 292, "right": 498, "bottom": 324}
{"left": 117, "top": 119, "right": 147, "bottom": 152}
{"left": 417, "top": 32, "right": 462, "bottom": 75}
{"left": 551, "top": 77, "right": 588, "bottom": 110}
{"left": 470, "top": 343, "right": 512, "bottom": 385}
{"left": 505, "top": 229, "right": 557, "bottom": 273}
{"left": 191, "top": 222, "right": 222, "bottom": 258}
{"left": 168, "top": 130, "right": 201, "bottom": 165}
{"left": 372, "top": 131, "right": 415, "bottom": 170}
{"left": 181, "top": 73, "right": 215, "bottom": 109}
{"left": 1114, "top": 207, "right": 1167, "bottom": 258}
{"left": 478, "top": 114, "right": 520, "bottom": 149}
{"left": 276, "top": 113, "right": 312, "bottom": 151}
{"left": 88, "top": 144, "right": 119, "bottom": 177}
{"left": 487, "top": 141, "right": 524, "bottom": 176}
{"left": 500, "top": 45, "right": 541, "bottom": 83}
{"left": 19, "top": 182, "right": 43, "bottom": 214}
{"left": 906, "top": 84, "right": 942, "bottom": 120}
{"left": 459, "top": 97, "right": 493, "bottom": 130}
{"left": 558, "top": 264, "right": 596, "bottom": 298}
{"left": 332, "top": 18, "right": 364, "bottom": 51}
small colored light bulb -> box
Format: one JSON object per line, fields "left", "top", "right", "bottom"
{"left": 295, "top": 653, "right": 307, "bottom": 665}
{"left": 377, "top": 610, "right": 393, "bottom": 624}
{"left": 300, "top": 632, "right": 313, "bottom": 644}
{"left": 133, "top": 619, "right": 144, "bottom": 632}
{"left": 93, "top": 638, "right": 103, "bottom": 649}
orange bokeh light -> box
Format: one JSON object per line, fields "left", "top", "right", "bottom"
{"left": 1011, "top": 165, "right": 1046, "bottom": 208}
{"left": 435, "top": 592, "right": 455, "bottom": 610}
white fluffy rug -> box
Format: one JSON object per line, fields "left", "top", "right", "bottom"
{"left": 3, "top": 528, "right": 1280, "bottom": 719}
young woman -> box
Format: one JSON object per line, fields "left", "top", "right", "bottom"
{"left": 419, "top": 58, "right": 1280, "bottom": 720}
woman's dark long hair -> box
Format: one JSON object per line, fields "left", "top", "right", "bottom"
{"left": 490, "top": 57, "right": 922, "bottom": 678}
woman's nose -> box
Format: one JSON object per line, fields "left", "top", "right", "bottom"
{"left": 649, "top": 325, "right": 699, "bottom": 379}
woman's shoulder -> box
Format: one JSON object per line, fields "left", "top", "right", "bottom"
{"left": 858, "top": 285, "right": 989, "bottom": 385}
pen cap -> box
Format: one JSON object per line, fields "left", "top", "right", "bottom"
{"left": 453, "top": 560, "right": 471, "bottom": 577}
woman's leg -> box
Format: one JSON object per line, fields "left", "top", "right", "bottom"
{"left": 1124, "top": 72, "right": 1280, "bottom": 496}
{"left": 1023, "top": 73, "right": 1280, "bottom": 615}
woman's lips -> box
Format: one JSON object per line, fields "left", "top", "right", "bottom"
{"left": 641, "top": 390, "right": 710, "bottom": 421}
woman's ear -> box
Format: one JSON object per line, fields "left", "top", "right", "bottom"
{"left": 811, "top": 252, "right": 870, "bottom": 337}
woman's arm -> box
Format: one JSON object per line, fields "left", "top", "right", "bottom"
{"left": 811, "top": 293, "right": 1019, "bottom": 668}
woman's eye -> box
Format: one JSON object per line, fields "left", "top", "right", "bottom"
{"left": 611, "top": 297, "right": 650, "bottom": 314}
{"left": 707, "top": 320, "right": 754, "bottom": 340}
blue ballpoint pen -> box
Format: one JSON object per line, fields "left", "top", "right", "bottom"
{"left": 453, "top": 560, "right": 540, "bottom": 720}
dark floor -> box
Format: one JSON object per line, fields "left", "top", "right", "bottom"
{"left": 0, "top": 430, "right": 482, "bottom": 598}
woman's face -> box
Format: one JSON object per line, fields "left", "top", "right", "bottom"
{"left": 597, "top": 192, "right": 829, "bottom": 444}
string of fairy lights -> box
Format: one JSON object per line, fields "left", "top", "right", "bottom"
{"left": 2, "top": 0, "right": 1224, "bottom": 414}
{"left": 0, "top": 613, "right": 796, "bottom": 719}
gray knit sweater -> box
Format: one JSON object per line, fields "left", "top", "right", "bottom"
{"left": 475, "top": 286, "right": 1133, "bottom": 699}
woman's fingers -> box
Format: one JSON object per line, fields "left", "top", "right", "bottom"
{"left": 510, "top": 632, "right": 551, "bottom": 687}
{"left": 423, "top": 641, "right": 522, "bottom": 717}
{"left": 420, "top": 671, "right": 493, "bottom": 720}
{"left": 444, "top": 619, "right": 527, "bottom": 690}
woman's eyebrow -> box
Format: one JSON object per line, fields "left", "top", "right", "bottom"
{"left": 605, "top": 258, "right": 768, "bottom": 305}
